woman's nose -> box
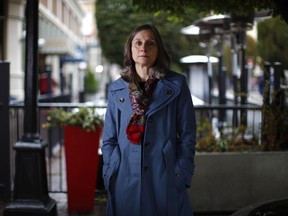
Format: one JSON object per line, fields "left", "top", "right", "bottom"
{"left": 140, "top": 44, "right": 146, "bottom": 51}
{"left": 141, "top": 42, "right": 150, "bottom": 51}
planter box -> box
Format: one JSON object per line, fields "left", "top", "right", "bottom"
{"left": 64, "top": 125, "right": 102, "bottom": 213}
{"left": 189, "top": 151, "right": 288, "bottom": 212}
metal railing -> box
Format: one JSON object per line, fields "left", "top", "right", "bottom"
{"left": 195, "top": 104, "right": 262, "bottom": 135}
{"left": 8, "top": 103, "right": 262, "bottom": 194}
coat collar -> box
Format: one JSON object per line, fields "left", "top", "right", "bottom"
{"left": 108, "top": 74, "right": 181, "bottom": 116}
{"left": 108, "top": 79, "right": 132, "bottom": 113}
{"left": 146, "top": 79, "right": 180, "bottom": 116}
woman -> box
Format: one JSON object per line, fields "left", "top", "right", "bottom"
{"left": 102, "top": 24, "right": 196, "bottom": 216}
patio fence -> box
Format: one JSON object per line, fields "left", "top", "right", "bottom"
{"left": 6, "top": 102, "right": 262, "bottom": 195}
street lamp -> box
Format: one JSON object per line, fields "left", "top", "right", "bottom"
{"left": 4, "top": 1, "right": 57, "bottom": 215}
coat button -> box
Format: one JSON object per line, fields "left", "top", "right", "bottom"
{"left": 119, "top": 97, "right": 125, "bottom": 103}
{"left": 144, "top": 166, "right": 149, "bottom": 172}
{"left": 145, "top": 142, "right": 150, "bottom": 148}
{"left": 148, "top": 117, "right": 153, "bottom": 123}
{"left": 176, "top": 173, "right": 180, "bottom": 178}
{"left": 166, "top": 89, "right": 173, "bottom": 95}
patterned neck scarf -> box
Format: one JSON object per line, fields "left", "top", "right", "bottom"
{"left": 126, "top": 76, "right": 158, "bottom": 144}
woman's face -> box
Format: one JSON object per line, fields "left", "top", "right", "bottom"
{"left": 131, "top": 29, "right": 158, "bottom": 69}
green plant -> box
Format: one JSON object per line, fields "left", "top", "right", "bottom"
{"left": 196, "top": 117, "right": 217, "bottom": 152}
{"left": 84, "top": 68, "right": 99, "bottom": 94}
{"left": 196, "top": 117, "right": 260, "bottom": 152}
{"left": 43, "top": 107, "right": 104, "bottom": 131}
{"left": 261, "top": 82, "right": 288, "bottom": 151}
{"left": 225, "top": 125, "right": 260, "bottom": 152}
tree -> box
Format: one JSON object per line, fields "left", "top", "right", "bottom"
{"left": 131, "top": 0, "right": 276, "bottom": 17}
{"left": 258, "top": 16, "right": 288, "bottom": 69}
{"left": 95, "top": 0, "right": 205, "bottom": 70}
{"left": 96, "top": 0, "right": 288, "bottom": 73}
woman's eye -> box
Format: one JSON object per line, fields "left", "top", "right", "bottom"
{"left": 135, "top": 41, "right": 142, "bottom": 46}
{"left": 148, "top": 41, "right": 155, "bottom": 46}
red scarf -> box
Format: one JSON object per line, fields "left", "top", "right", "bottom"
{"left": 126, "top": 77, "right": 158, "bottom": 144}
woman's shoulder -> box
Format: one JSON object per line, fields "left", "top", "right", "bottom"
{"left": 164, "top": 70, "right": 187, "bottom": 85}
{"left": 108, "top": 77, "right": 128, "bottom": 91}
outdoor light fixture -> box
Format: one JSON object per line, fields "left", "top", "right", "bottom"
{"left": 180, "top": 25, "right": 199, "bottom": 35}
{"left": 180, "top": 55, "right": 218, "bottom": 64}
{"left": 95, "top": 64, "right": 103, "bottom": 73}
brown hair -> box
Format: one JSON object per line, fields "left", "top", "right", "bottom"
{"left": 121, "top": 24, "right": 170, "bottom": 82}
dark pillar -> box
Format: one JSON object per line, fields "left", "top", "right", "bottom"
{"left": 45, "top": 64, "right": 52, "bottom": 94}
{"left": 240, "top": 64, "right": 248, "bottom": 105}
{"left": 238, "top": 30, "right": 248, "bottom": 126}
{"left": 273, "top": 62, "right": 284, "bottom": 107}
{"left": 3, "top": 0, "right": 57, "bottom": 215}
{"left": 263, "top": 62, "right": 271, "bottom": 105}
{"left": 240, "top": 65, "right": 248, "bottom": 126}
{"left": 219, "top": 67, "right": 227, "bottom": 105}
{"left": 232, "top": 74, "right": 239, "bottom": 127}
{"left": 261, "top": 62, "right": 271, "bottom": 146}
{"left": 219, "top": 66, "right": 227, "bottom": 124}
{"left": 0, "top": 62, "right": 11, "bottom": 201}
{"left": 273, "top": 62, "right": 281, "bottom": 91}
{"left": 217, "top": 40, "right": 226, "bottom": 130}
{"left": 60, "top": 62, "right": 65, "bottom": 94}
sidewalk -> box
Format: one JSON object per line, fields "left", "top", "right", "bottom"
{"left": 0, "top": 191, "right": 107, "bottom": 216}
{"left": 50, "top": 191, "right": 107, "bottom": 216}
{"left": 0, "top": 144, "right": 107, "bottom": 216}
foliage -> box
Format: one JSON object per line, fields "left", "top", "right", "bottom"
{"left": 84, "top": 68, "right": 99, "bottom": 94}
{"left": 246, "top": 35, "right": 258, "bottom": 62}
{"left": 96, "top": 0, "right": 288, "bottom": 74}
{"left": 196, "top": 117, "right": 260, "bottom": 152}
{"left": 43, "top": 107, "right": 104, "bottom": 132}
{"left": 258, "top": 16, "right": 288, "bottom": 69}
{"left": 196, "top": 117, "right": 218, "bottom": 152}
{"left": 131, "top": 0, "right": 274, "bottom": 17}
{"left": 261, "top": 72, "right": 288, "bottom": 150}
{"left": 222, "top": 34, "right": 258, "bottom": 76}
{"left": 95, "top": 0, "right": 205, "bottom": 69}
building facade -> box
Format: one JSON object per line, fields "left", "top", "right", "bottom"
{"left": 0, "top": 0, "right": 99, "bottom": 101}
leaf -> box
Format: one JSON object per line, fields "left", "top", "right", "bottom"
{"left": 45, "top": 107, "right": 104, "bottom": 131}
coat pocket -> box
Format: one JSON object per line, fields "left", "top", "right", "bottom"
{"left": 174, "top": 163, "right": 187, "bottom": 193}
{"left": 163, "top": 140, "right": 187, "bottom": 193}
{"left": 103, "top": 145, "right": 121, "bottom": 190}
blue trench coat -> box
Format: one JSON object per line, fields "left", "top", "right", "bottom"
{"left": 102, "top": 71, "right": 196, "bottom": 216}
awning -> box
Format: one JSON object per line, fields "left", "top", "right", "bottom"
{"left": 39, "top": 17, "right": 84, "bottom": 55}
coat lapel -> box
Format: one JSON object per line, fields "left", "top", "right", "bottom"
{"left": 109, "top": 77, "right": 180, "bottom": 117}
{"left": 146, "top": 79, "right": 180, "bottom": 116}
{"left": 109, "top": 79, "right": 133, "bottom": 114}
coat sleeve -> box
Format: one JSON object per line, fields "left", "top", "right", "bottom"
{"left": 176, "top": 78, "right": 196, "bottom": 189}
